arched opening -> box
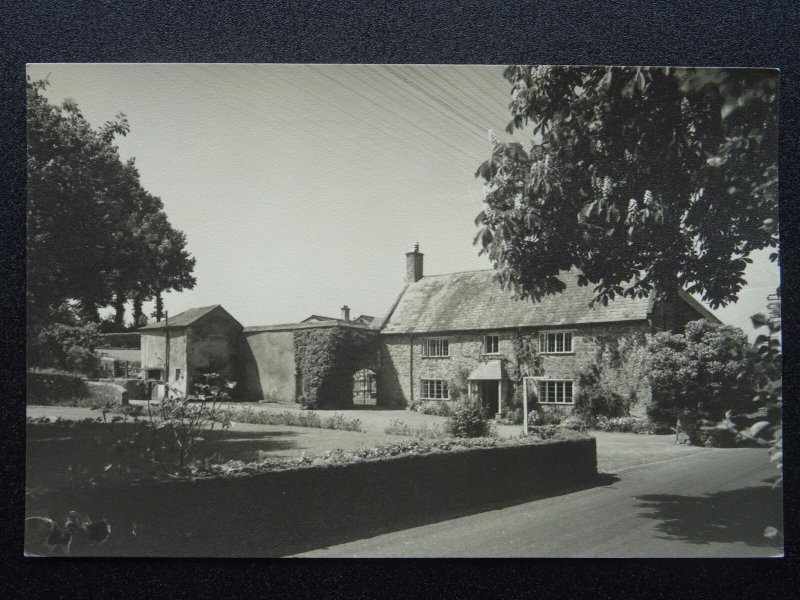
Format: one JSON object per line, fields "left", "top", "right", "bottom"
{"left": 352, "top": 368, "right": 377, "bottom": 406}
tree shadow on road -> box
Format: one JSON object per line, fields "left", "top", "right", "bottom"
{"left": 633, "top": 484, "right": 783, "bottom": 548}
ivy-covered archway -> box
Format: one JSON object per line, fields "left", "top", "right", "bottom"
{"left": 294, "top": 326, "right": 379, "bottom": 409}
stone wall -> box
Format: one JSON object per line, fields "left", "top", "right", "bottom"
{"left": 378, "top": 321, "right": 652, "bottom": 416}
{"left": 238, "top": 330, "right": 296, "bottom": 402}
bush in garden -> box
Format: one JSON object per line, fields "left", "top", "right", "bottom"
{"left": 412, "top": 400, "right": 453, "bottom": 417}
{"left": 527, "top": 409, "right": 563, "bottom": 426}
{"left": 645, "top": 319, "right": 755, "bottom": 445}
{"left": 594, "top": 415, "right": 655, "bottom": 434}
{"left": 499, "top": 406, "right": 523, "bottom": 425}
{"left": 445, "top": 401, "right": 492, "bottom": 438}
{"left": 560, "top": 415, "right": 589, "bottom": 431}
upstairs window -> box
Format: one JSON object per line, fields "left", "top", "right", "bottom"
{"left": 538, "top": 331, "right": 573, "bottom": 354}
{"left": 484, "top": 334, "right": 500, "bottom": 354}
{"left": 421, "top": 378, "right": 449, "bottom": 400}
{"left": 422, "top": 337, "right": 449, "bottom": 357}
{"left": 537, "top": 380, "right": 574, "bottom": 404}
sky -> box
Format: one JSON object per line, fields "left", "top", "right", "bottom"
{"left": 27, "top": 64, "right": 780, "bottom": 339}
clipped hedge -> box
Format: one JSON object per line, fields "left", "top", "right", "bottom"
{"left": 26, "top": 369, "right": 86, "bottom": 404}
{"left": 26, "top": 434, "right": 597, "bottom": 557}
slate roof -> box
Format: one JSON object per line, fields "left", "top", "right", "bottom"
{"left": 139, "top": 305, "right": 241, "bottom": 330}
{"left": 380, "top": 270, "right": 654, "bottom": 334}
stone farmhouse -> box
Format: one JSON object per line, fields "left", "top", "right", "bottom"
{"left": 138, "top": 245, "right": 719, "bottom": 417}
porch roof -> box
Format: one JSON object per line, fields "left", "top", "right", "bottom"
{"left": 467, "top": 360, "right": 508, "bottom": 381}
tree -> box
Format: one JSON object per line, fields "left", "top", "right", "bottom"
{"left": 27, "top": 78, "right": 196, "bottom": 346}
{"left": 644, "top": 320, "right": 754, "bottom": 445}
{"left": 475, "top": 67, "right": 778, "bottom": 309}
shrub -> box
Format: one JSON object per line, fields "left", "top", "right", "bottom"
{"left": 560, "top": 415, "right": 589, "bottom": 431}
{"left": 412, "top": 400, "right": 453, "bottom": 417}
{"left": 27, "top": 369, "right": 87, "bottom": 404}
{"left": 499, "top": 406, "right": 523, "bottom": 425}
{"left": 525, "top": 425, "right": 562, "bottom": 440}
{"left": 645, "top": 320, "right": 755, "bottom": 444}
{"left": 594, "top": 416, "right": 655, "bottom": 434}
{"left": 445, "top": 402, "right": 493, "bottom": 438}
{"left": 527, "top": 409, "right": 563, "bottom": 426}
{"left": 230, "top": 407, "right": 363, "bottom": 432}
{"left": 384, "top": 419, "right": 447, "bottom": 439}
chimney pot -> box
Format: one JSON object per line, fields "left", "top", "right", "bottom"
{"left": 405, "top": 244, "right": 424, "bottom": 283}
{"left": 341, "top": 305, "right": 350, "bottom": 322}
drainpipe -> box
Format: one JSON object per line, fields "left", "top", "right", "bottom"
{"left": 409, "top": 333, "right": 414, "bottom": 404}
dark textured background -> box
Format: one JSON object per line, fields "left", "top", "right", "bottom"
{"left": 1, "top": 1, "right": 798, "bottom": 597}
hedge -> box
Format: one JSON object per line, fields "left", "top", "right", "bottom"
{"left": 26, "top": 369, "right": 86, "bottom": 404}
{"left": 86, "top": 381, "right": 129, "bottom": 406}
{"left": 26, "top": 434, "right": 597, "bottom": 557}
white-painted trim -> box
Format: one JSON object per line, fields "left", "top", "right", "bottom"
{"left": 537, "top": 330, "right": 575, "bottom": 354}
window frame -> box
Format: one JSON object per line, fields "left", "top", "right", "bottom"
{"left": 535, "top": 378, "right": 575, "bottom": 405}
{"left": 422, "top": 337, "right": 450, "bottom": 358}
{"left": 420, "top": 378, "right": 449, "bottom": 400}
{"left": 538, "top": 330, "right": 575, "bottom": 354}
{"left": 483, "top": 334, "right": 500, "bottom": 355}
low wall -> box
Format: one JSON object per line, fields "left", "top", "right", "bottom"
{"left": 26, "top": 436, "right": 596, "bottom": 557}
{"left": 100, "top": 378, "right": 146, "bottom": 400}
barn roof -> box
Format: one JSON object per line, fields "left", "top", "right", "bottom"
{"left": 139, "top": 305, "right": 242, "bottom": 330}
{"left": 379, "top": 269, "right": 654, "bottom": 334}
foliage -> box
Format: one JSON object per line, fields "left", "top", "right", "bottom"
{"left": 105, "top": 373, "right": 235, "bottom": 475}
{"left": 445, "top": 401, "right": 493, "bottom": 438}
{"left": 229, "top": 407, "right": 363, "bottom": 432}
{"left": 29, "top": 318, "right": 101, "bottom": 376}
{"left": 26, "top": 78, "right": 195, "bottom": 338}
{"left": 475, "top": 66, "right": 778, "bottom": 309}
{"left": 411, "top": 400, "right": 453, "bottom": 417}
{"left": 703, "top": 307, "right": 782, "bottom": 484}
{"left": 499, "top": 406, "right": 523, "bottom": 425}
{"left": 509, "top": 332, "right": 542, "bottom": 383}
{"left": 524, "top": 425, "right": 562, "bottom": 440}
{"left": 574, "top": 364, "right": 631, "bottom": 421}
{"left": 26, "top": 369, "right": 87, "bottom": 404}
{"left": 559, "top": 415, "right": 589, "bottom": 431}
{"left": 527, "top": 409, "right": 563, "bottom": 426}
{"left": 594, "top": 416, "right": 656, "bottom": 434}
{"left": 384, "top": 419, "right": 448, "bottom": 439}
{"left": 644, "top": 320, "right": 755, "bottom": 443}
{"left": 293, "top": 327, "right": 378, "bottom": 409}
{"left": 446, "top": 365, "right": 471, "bottom": 401}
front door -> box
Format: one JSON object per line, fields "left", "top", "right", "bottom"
{"left": 480, "top": 380, "right": 500, "bottom": 415}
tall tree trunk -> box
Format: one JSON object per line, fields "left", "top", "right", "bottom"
{"left": 113, "top": 293, "right": 126, "bottom": 327}
{"left": 132, "top": 295, "right": 144, "bottom": 328}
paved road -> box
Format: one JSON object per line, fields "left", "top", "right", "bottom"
{"left": 296, "top": 447, "right": 783, "bottom": 558}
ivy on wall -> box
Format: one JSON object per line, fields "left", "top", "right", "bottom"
{"left": 293, "top": 327, "right": 379, "bottom": 409}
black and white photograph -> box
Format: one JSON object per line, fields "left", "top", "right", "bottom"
{"left": 24, "top": 63, "right": 781, "bottom": 558}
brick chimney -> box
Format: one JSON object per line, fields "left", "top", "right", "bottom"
{"left": 340, "top": 305, "right": 350, "bottom": 322}
{"left": 405, "top": 243, "right": 424, "bottom": 283}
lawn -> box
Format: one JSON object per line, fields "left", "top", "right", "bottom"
{"left": 27, "top": 403, "right": 716, "bottom": 495}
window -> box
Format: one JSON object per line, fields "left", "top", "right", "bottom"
{"left": 537, "top": 380, "right": 574, "bottom": 404}
{"left": 175, "top": 368, "right": 181, "bottom": 380}
{"left": 484, "top": 334, "right": 500, "bottom": 354}
{"left": 422, "top": 337, "right": 449, "bottom": 357}
{"left": 538, "top": 331, "right": 573, "bottom": 354}
{"left": 146, "top": 369, "right": 163, "bottom": 381}
{"left": 421, "top": 378, "right": 449, "bottom": 400}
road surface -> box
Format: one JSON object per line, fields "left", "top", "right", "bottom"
{"left": 296, "top": 447, "right": 783, "bottom": 558}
